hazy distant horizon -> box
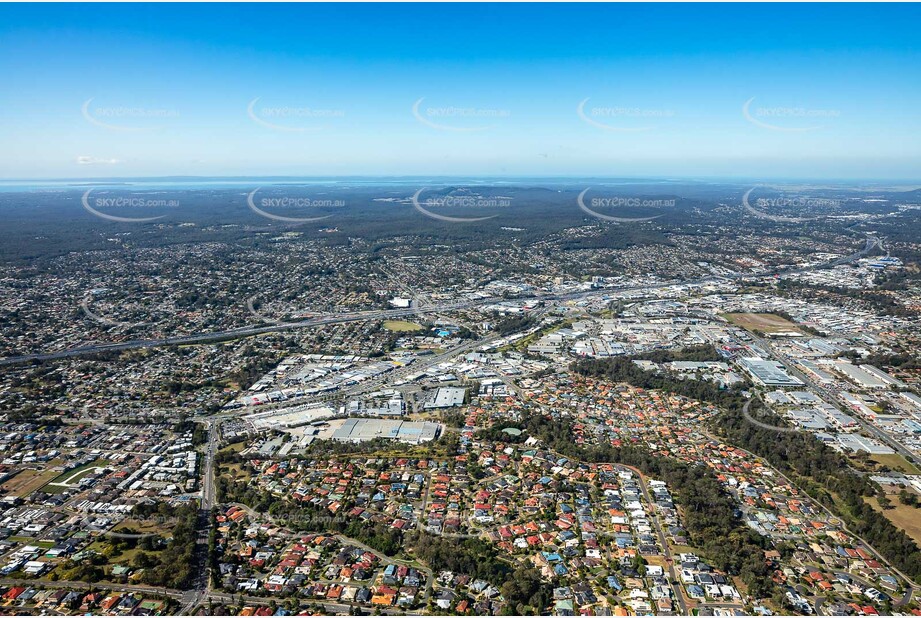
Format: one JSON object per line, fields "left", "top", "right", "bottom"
{"left": 2, "top": 175, "right": 921, "bottom": 186}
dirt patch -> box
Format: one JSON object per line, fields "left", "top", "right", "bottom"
{"left": 724, "top": 312, "right": 805, "bottom": 334}
{"left": 2, "top": 469, "right": 60, "bottom": 497}
{"left": 865, "top": 498, "right": 921, "bottom": 547}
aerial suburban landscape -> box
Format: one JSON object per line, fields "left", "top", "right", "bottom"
{"left": 1, "top": 2, "right": 920, "bottom": 617}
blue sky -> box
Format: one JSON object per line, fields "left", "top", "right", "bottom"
{"left": 1, "top": 3, "right": 919, "bottom": 180}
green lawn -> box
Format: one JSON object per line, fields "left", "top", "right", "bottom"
{"left": 869, "top": 453, "right": 921, "bottom": 475}
{"left": 383, "top": 320, "right": 423, "bottom": 332}
{"left": 7, "top": 537, "right": 55, "bottom": 548}
{"left": 219, "top": 441, "right": 246, "bottom": 454}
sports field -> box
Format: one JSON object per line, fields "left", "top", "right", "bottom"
{"left": 383, "top": 320, "right": 423, "bottom": 332}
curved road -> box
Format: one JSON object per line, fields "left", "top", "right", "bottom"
{"left": 742, "top": 398, "right": 799, "bottom": 433}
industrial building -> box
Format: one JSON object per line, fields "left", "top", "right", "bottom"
{"left": 346, "top": 394, "right": 405, "bottom": 417}
{"left": 833, "top": 361, "right": 890, "bottom": 389}
{"left": 331, "top": 419, "right": 441, "bottom": 445}
{"left": 738, "top": 358, "right": 804, "bottom": 387}
{"left": 423, "top": 387, "right": 467, "bottom": 409}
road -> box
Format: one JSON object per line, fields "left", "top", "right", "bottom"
{"left": 0, "top": 236, "right": 877, "bottom": 367}
{"left": 0, "top": 575, "right": 414, "bottom": 616}
{"left": 201, "top": 420, "right": 220, "bottom": 512}
{"left": 168, "top": 495, "right": 435, "bottom": 614}
{"left": 742, "top": 399, "right": 799, "bottom": 433}
{"left": 619, "top": 463, "right": 691, "bottom": 615}
{"left": 0, "top": 577, "right": 189, "bottom": 600}
{"left": 333, "top": 534, "right": 435, "bottom": 604}
{"left": 747, "top": 331, "right": 918, "bottom": 464}
{"left": 181, "top": 420, "right": 221, "bottom": 614}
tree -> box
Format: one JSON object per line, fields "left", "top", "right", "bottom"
{"left": 132, "top": 551, "right": 155, "bottom": 569}
{"left": 898, "top": 490, "right": 918, "bottom": 507}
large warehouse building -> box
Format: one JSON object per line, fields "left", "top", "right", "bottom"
{"left": 738, "top": 358, "right": 804, "bottom": 388}
{"left": 331, "top": 418, "right": 441, "bottom": 445}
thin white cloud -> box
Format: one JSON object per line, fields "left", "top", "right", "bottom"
{"left": 76, "top": 156, "right": 119, "bottom": 165}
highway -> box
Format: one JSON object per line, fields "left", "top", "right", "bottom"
{"left": 0, "top": 237, "right": 878, "bottom": 367}
{"left": 201, "top": 420, "right": 220, "bottom": 512}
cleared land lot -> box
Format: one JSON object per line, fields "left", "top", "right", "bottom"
{"left": 219, "top": 441, "right": 247, "bottom": 454}
{"left": 1, "top": 468, "right": 60, "bottom": 497}
{"left": 866, "top": 498, "right": 921, "bottom": 546}
{"left": 870, "top": 453, "right": 921, "bottom": 475}
{"left": 111, "top": 517, "right": 174, "bottom": 537}
{"left": 724, "top": 312, "right": 805, "bottom": 334}
{"left": 870, "top": 453, "right": 921, "bottom": 474}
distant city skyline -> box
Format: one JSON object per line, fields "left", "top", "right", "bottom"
{"left": 1, "top": 3, "right": 920, "bottom": 179}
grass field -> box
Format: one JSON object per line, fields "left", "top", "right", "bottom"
{"left": 669, "top": 543, "right": 703, "bottom": 556}
{"left": 7, "top": 537, "right": 55, "bottom": 548}
{"left": 86, "top": 541, "right": 148, "bottom": 566}
{"left": 219, "top": 441, "right": 247, "bottom": 454}
{"left": 222, "top": 462, "right": 252, "bottom": 480}
{"left": 870, "top": 453, "right": 921, "bottom": 475}
{"left": 724, "top": 312, "right": 804, "bottom": 334}
{"left": 1, "top": 469, "right": 60, "bottom": 498}
{"left": 42, "top": 459, "right": 109, "bottom": 494}
{"left": 866, "top": 498, "right": 921, "bottom": 546}
{"left": 383, "top": 320, "right": 423, "bottom": 332}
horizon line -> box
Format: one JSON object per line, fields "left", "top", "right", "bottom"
{"left": 2, "top": 174, "right": 921, "bottom": 185}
